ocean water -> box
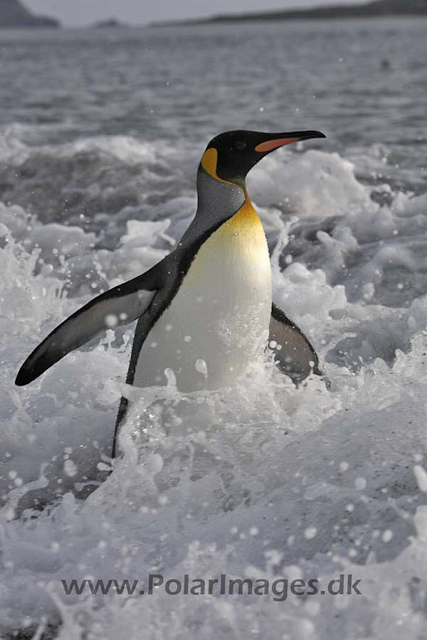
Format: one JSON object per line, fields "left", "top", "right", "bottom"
{"left": 1, "top": 17, "right": 427, "bottom": 639}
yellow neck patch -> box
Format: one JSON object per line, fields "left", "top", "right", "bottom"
{"left": 224, "top": 195, "right": 264, "bottom": 236}
{"left": 189, "top": 196, "right": 268, "bottom": 275}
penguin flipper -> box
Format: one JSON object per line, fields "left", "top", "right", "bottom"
{"left": 15, "top": 268, "right": 162, "bottom": 387}
{"left": 269, "top": 302, "right": 324, "bottom": 385}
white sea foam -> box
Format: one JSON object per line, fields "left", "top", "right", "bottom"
{"left": 1, "top": 136, "right": 427, "bottom": 639}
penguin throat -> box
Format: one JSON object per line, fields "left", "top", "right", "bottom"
{"left": 229, "top": 175, "right": 246, "bottom": 189}
{"left": 195, "top": 168, "right": 246, "bottom": 223}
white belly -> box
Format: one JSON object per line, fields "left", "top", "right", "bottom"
{"left": 133, "top": 204, "right": 272, "bottom": 392}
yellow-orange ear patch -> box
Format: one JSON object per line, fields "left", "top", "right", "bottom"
{"left": 201, "top": 148, "right": 220, "bottom": 179}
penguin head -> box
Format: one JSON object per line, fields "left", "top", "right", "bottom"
{"left": 200, "top": 129, "right": 326, "bottom": 187}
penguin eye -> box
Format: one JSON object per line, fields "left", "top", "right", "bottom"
{"left": 232, "top": 140, "right": 247, "bottom": 152}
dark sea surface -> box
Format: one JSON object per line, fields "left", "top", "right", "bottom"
{"left": 0, "top": 19, "right": 426, "bottom": 148}
{"left": 1, "top": 18, "right": 427, "bottom": 639}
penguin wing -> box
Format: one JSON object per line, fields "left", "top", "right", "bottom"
{"left": 15, "top": 267, "right": 163, "bottom": 386}
{"left": 269, "top": 303, "right": 324, "bottom": 385}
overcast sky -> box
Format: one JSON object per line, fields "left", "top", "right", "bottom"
{"left": 24, "top": 0, "right": 368, "bottom": 27}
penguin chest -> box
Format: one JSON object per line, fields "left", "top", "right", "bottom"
{"left": 133, "top": 204, "right": 272, "bottom": 391}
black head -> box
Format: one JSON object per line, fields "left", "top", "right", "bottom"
{"left": 200, "top": 129, "right": 326, "bottom": 186}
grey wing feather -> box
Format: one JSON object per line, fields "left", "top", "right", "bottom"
{"left": 15, "top": 268, "right": 161, "bottom": 387}
{"left": 269, "top": 302, "right": 324, "bottom": 385}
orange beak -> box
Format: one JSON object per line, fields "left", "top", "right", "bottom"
{"left": 255, "top": 130, "right": 325, "bottom": 153}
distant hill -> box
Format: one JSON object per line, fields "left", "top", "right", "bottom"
{"left": 153, "top": 0, "right": 427, "bottom": 26}
{"left": 0, "top": 0, "right": 59, "bottom": 28}
{"left": 90, "top": 18, "right": 129, "bottom": 29}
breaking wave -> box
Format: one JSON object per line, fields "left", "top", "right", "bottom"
{"left": 1, "top": 124, "right": 427, "bottom": 638}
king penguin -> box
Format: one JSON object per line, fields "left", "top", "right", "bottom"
{"left": 15, "top": 129, "right": 326, "bottom": 456}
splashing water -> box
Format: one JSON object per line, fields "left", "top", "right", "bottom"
{"left": 1, "top": 19, "right": 427, "bottom": 640}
